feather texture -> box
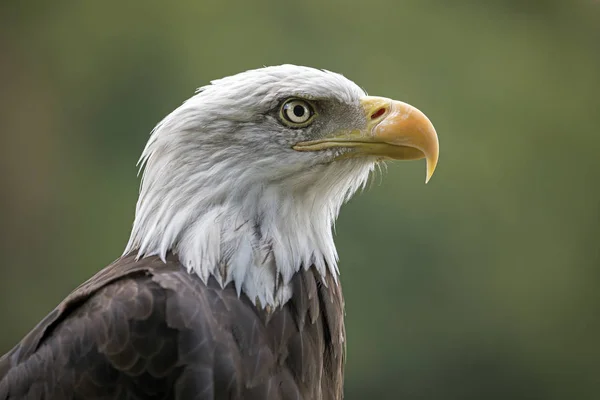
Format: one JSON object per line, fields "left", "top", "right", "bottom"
{"left": 0, "top": 253, "right": 345, "bottom": 399}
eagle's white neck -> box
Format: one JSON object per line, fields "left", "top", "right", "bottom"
{"left": 125, "top": 146, "right": 374, "bottom": 308}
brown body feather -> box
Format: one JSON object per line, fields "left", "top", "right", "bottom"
{"left": 0, "top": 253, "right": 345, "bottom": 399}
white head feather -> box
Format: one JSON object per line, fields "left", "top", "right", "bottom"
{"left": 125, "top": 65, "right": 376, "bottom": 308}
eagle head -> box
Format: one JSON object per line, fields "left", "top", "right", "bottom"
{"left": 125, "top": 65, "right": 439, "bottom": 307}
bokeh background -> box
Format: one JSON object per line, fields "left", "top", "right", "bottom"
{"left": 1, "top": 0, "right": 599, "bottom": 398}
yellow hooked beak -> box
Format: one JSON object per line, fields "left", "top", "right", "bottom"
{"left": 292, "top": 96, "right": 439, "bottom": 183}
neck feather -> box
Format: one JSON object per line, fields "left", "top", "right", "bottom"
{"left": 125, "top": 156, "right": 374, "bottom": 308}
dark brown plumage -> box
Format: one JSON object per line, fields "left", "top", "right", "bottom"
{"left": 0, "top": 253, "right": 345, "bottom": 399}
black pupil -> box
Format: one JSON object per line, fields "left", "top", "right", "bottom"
{"left": 292, "top": 105, "right": 305, "bottom": 118}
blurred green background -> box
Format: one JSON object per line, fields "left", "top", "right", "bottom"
{"left": 1, "top": 0, "right": 599, "bottom": 398}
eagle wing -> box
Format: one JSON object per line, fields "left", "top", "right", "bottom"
{"left": 0, "top": 254, "right": 345, "bottom": 400}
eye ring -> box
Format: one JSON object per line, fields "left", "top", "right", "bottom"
{"left": 279, "top": 99, "right": 316, "bottom": 127}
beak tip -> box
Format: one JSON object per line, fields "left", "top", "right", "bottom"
{"left": 424, "top": 156, "right": 438, "bottom": 184}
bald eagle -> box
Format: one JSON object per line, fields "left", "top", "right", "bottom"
{"left": 0, "top": 65, "right": 438, "bottom": 399}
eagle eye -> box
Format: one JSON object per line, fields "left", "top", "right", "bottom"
{"left": 280, "top": 99, "right": 315, "bottom": 127}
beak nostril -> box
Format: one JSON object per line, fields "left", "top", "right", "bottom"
{"left": 370, "top": 107, "right": 387, "bottom": 120}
